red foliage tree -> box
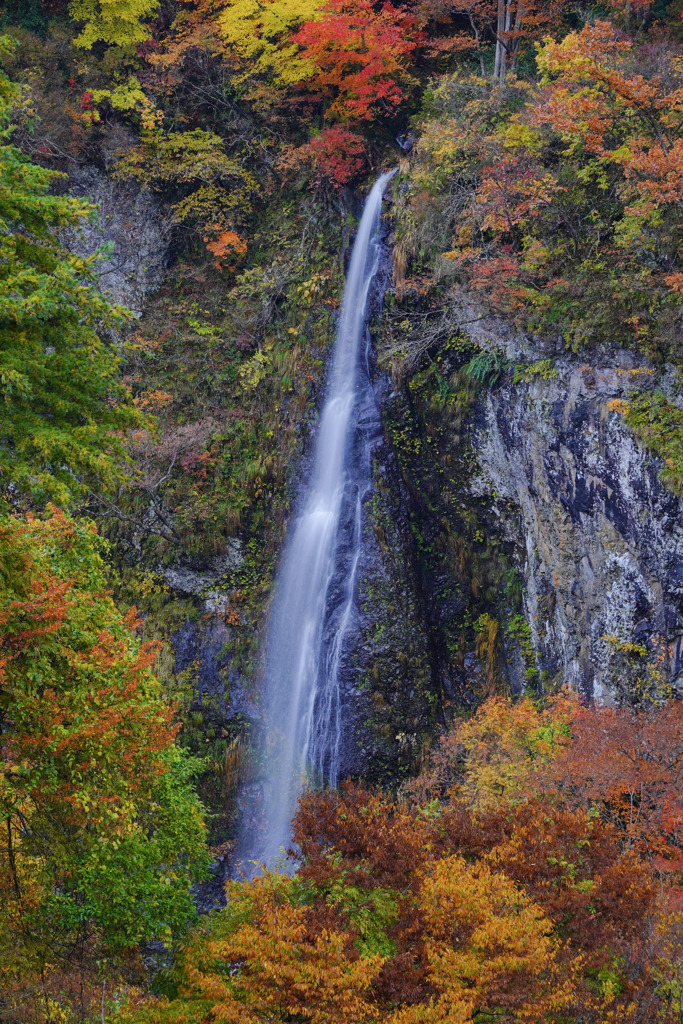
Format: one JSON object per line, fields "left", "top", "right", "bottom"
{"left": 278, "top": 125, "right": 367, "bottom": 191}
{"left": 291, "top": 0, "right": 420, "bottom": 122}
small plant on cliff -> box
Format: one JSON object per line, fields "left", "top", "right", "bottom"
{"left": 513, "top": 359, "right": 558, "bottom": 385}
{"left": 464, "top": 349, "right": 509, "bottom": 388}
{"left": 623, "top": 392, "right": 683, "bottom": 497}
{"left": 507, "top": 613, "right": 538, "bottom": 684}
{"left": 474, "top": 612, "right": 502, "bottom": 694}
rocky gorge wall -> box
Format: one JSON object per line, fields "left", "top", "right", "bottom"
{"left": 448, "top": 318, "right": 683, "bottom": 703}
{"left": 65, "top": 163, "right": 169, "bottom": 314}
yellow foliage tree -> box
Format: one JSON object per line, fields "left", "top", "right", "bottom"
{"left": 217, "top": 0, "right": 324, "bottom": 84}
{"left": 115, "top": 126, "right": 258, "bottom": 251}
{"left": 389, "top": 856, "right": 575, "bottom": 1023}
{"left": 410, "top": 694, "right": 575, "bottom": 807}
{"left": 69, "top": 0, "right": 159, "bottom": 48}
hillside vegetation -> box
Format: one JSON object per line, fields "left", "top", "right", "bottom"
{"left": 1, "top": 0, "right": 683, "bottom": 1019}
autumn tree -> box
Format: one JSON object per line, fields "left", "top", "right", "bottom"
{"left": 114, "top": 121, "right": 257, "bottom": 263}
{"left": 217, "top": 0, "right": 325, "bottom": 85}
{"left": 113, "top": 871, "right": 382, "bottom": 1024}
{"left": 289, "top": 695, "right": 679, "bottom": 1020}
{"left": 68, "top": 0, "right": 159, "bottom": 48}
{"left": 532, "top": 21, "right": 683, "bottom": 282}
{"left": 550, "top": 698, "right": 683, "bottom": 866}
{"left": 107, "top": 691, "right": 683, "bottom": 1022}
{"left": 400, "top": 25, "right": 683, "bottom": 354}
{"left": 388, "top": 856, "right": 573, "bottom": 1024}
{"left": 112, "top": 847, "right": 575, "bottom": 1024}
{"left": 131, "top": 0, "right": 420, "bottom": 195}
{"left": 407, "top": 691, "right": 575, "bottom": 805}
{"left": 0, "top": 508, "right": 208, "bottom": 1021}
{"left": 0, "top": 38, "right": 144, "bottom": 506}
{"left": 261, "top": 0, "right": 419, "bottom": 190}
{"left": 277, "top": 124, "right": 367, "bottom": 193}
{"left": 290, "top": 0, "right": 420, "bottom": 123}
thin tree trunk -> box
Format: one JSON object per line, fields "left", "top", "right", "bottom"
{"left": 509, "top": 0, "right": 525, "bottom": 76}
{"left": 468, "top": 15, "right": 486, "bottom": 78}
{"left": 494, "top": 0, "right": 506, "bottom": 81}
{"left": 7, "top": 816, "right": 20, "bottom": 898}
{"left": 500, "top": 0, "right": 513, "bottom": 85}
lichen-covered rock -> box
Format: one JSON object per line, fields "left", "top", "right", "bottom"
{"left": 161, "top": 541, "right": 244, "bottom": 613}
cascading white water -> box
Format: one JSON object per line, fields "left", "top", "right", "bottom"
{"left": 254, "top": 171, "right": 395, "bottom": 867}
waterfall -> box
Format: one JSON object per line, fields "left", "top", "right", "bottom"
{"left": 247, "top": 171, "right": 395, "bottom": 869}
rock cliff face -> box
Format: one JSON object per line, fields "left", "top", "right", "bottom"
{"left": 66, "top": 165, "right": 169, "bottom": 314}
{"left": 456, "top": 324, "right": 683, "bottom": 702}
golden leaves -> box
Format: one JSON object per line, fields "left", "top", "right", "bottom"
{"left": 186, "top": 872, "right": 382, "bottom": 1024}
{"left": 389, "top": 857, "right": 572, "bottom": 1024}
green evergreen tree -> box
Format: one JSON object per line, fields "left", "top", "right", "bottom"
{"left": 0, "top": 36, "right": 143, "bottom": 507}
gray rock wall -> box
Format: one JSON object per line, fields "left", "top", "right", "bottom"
{"left": 466, "top": 349, "right": 683, "bottom": 700}
{"left": 65, "top": 165, "right": 169, "bottom": 315}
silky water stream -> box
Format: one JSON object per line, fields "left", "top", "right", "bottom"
{"left": 237, "top": 170, "right": 395, "bottom": 870}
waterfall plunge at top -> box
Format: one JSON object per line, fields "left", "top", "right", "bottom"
{"left": 247, "top": 171, "right": 395, "bottom": 868}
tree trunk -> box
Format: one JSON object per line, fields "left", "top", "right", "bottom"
{"left": 494, "top": 0, "right": 505, "bottom": 82}
{"left": 500, "top": 0, "right": 513, "bottom": 85}
{"left": 468, "top": 14, "right": 486, "bottom": 78}
{"left": 509, "top": 0, "right": 525, "bottom": 77}
{"left": 7, "top": 816, "right": 20, "bottom": 897}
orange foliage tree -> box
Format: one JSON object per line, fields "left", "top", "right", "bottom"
{"left": 406, "top": 22, "right": 683, "bottom": 350}
{"left": 551, "top": 699, "right": 683, "bottom": 866}
{"left": 533, "top": 22, "right": 683, "bottom": 252}
{"left": 187, "top": 872, "right": 382, "bottom": 1023}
